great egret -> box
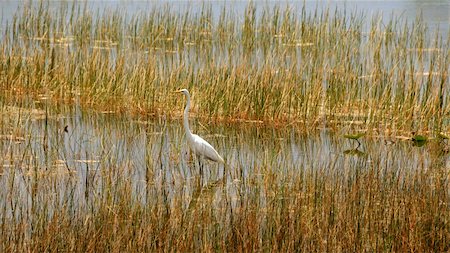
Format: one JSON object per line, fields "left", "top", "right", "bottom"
{"left": 175, "top": 89, "right": 225, "bottom": 165}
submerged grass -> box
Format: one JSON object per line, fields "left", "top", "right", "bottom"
{"left": 1, "top": 1, "right": 448, "bottom": 134}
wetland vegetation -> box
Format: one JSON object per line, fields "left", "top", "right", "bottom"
{"left": 0, "top": 1, "right": 449, "bottom": 252}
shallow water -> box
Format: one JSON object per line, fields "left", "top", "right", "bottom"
{"left": 1, "top": 0, "right": 449, "bottom": 37}
{"left": 1, "top": 104, "right": 448, "bottom": 217}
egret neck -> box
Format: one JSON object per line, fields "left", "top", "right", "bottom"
{"left": 183, "top": 92, "right": 193, "bottom": 142}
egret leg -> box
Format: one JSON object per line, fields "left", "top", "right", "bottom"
{"left": 222, "top": 163, "right": 227, "bottom": 184}
{"left": 197, "top": 156, "right": 204, "bottom": 184}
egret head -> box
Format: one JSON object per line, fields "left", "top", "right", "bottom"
{"left": 175, "top": 89, "right": 190, "bottom": 96}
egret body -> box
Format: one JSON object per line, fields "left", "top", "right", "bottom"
{"left": 176, "top": 89, "right": 225, "bottom": 164}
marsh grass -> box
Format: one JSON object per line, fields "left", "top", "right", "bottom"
{"left": 0, "top": 99, "right": 449, "bottom": 252}
{"left": 0, "top": 1, "right": 449, "bottom": 252}
{"left": 1, "top": 1, "right": 448, "bottom": 134}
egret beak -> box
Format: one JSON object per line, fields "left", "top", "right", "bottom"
{"left": 174, "top": 89, "right": 183, "bottom": 93}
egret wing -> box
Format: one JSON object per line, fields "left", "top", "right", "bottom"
{"left": 192, "top": 134, "right": 224, "bottom": 163}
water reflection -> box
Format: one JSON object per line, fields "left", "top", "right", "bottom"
{"left": 1, "top": 105, "right": 448, "bottom": 217}
{"left": 343, "top": 148, "right": 367, "bottom": 157}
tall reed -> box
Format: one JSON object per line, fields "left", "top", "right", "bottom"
{"left": 1, "top": 1, "right": 448, "bottom": 134}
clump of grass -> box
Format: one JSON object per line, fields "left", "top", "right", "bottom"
{"left": 0, "top": 1, "right": 448, "bottom": 135}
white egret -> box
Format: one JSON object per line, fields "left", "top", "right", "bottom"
{"left": 175, "top": 89, "right": 225, "bottom": 165}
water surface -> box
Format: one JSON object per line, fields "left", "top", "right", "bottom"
{"left": 1, "top": 104, "right": 448, "bottom": 217}
{"left": 1, "top": 0, "right": 449, "bottom": 37}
